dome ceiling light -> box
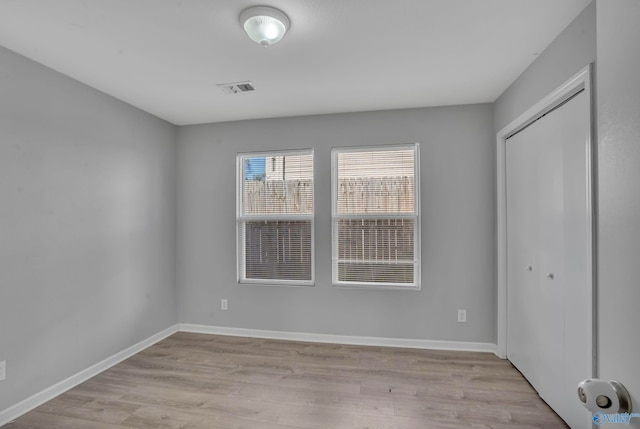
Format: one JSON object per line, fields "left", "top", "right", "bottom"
{"left": 240, "top": 6, "right": 290, "bottom": 47}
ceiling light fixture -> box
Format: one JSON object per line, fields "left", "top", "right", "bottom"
{"left": 240, "top": 6, "right": 290, "bottom": 47}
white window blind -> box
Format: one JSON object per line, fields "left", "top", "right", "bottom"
{"left": 332, "top": 144, "right": 420, "bottom": 289}
{"left": 237, "top": 150, "right": 314, "bottom": 285}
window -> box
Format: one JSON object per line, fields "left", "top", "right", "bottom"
{"left": 332, "top": 144, "right": 420, "bottom": 289}
{"left": 237, "top": 149, "right": 314, "bottom": 285}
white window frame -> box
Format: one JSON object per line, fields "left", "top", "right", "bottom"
{"left": 331, "top": 143, "right": 420, "bottom": 290}
{"left": 236, "top": 149, "right": 315, "bottom": 286}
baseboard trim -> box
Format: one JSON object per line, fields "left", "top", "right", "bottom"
{"left": 0, "top": 324, "right": 178, "bottom": 428}
{"left": 178, "top": 324, "right": 498, "bottom": 354}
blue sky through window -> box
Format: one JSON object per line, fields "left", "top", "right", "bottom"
{"left": 244, "top": 157, "right": 266, "bottom": 180}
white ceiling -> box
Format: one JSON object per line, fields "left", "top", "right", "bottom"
{"left": 0, "top": 0, "right": 590, "bottom": 125}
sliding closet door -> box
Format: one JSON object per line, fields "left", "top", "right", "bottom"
{"left": 506, "top": 128, "right": 543, "bottom": 391}
{"left": 531, "top": 96, "right": 567, "bottom": 414}
{"left": 506, "top": 107, "right": 565, "bottom": 397}
{"left": 554, "top": 89, "right": 592, "bottom": 428}
{"left": 506, "top": 89, "right": 591, "bottom": 429}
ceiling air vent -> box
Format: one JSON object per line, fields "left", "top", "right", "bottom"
{"left": 217, "top": 81, "right": 255, "bottom": 94}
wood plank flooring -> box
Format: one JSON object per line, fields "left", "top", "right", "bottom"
{"left": 3, "top": 332, "right": 568, "bottom": 429}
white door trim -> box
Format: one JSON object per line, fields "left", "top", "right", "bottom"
{"left": 495, "top": 65, "right": 595, "bottom": 361}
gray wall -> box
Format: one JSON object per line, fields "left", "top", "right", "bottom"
{"left": 596, "top": 0, "right": 640, "bottom": 426}
{"left": 177, "top": 104, "right": 496, "bottom": 343}
{"left": 0, "top": 47, "right": 177, "bottom": 412}
{"left": 493, "top": 1, "right": 596, "bottom": 133}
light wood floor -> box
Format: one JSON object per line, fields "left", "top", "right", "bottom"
{"left": 4, "top": 332, "right": 568, "bottom": 429}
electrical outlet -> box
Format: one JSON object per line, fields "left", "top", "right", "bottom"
{"left": 221, "top": 299, "right": 228, "bottom": 311}
{"left": 457, "top": 309, "right": 467, "bottom": 323}
{"left": 0, "top": 361, "right": 6, "bottom": 381}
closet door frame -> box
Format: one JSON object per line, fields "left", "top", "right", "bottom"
{"left": 496, "top": 65, "right": 596, "bottom": 369}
